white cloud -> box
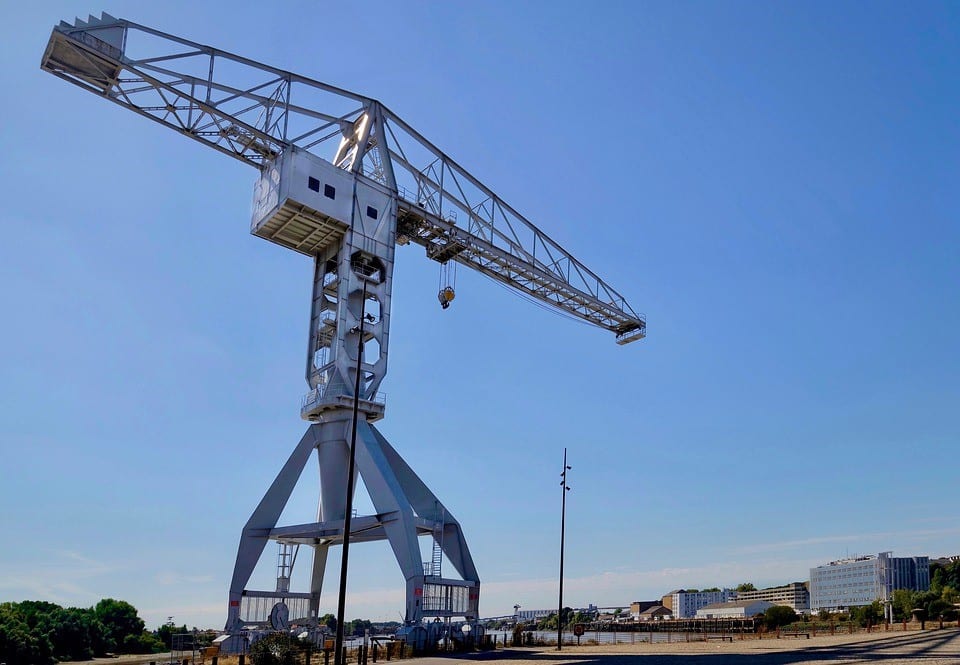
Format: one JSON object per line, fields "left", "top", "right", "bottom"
{"left": 155, "top": 572, "right": 216, "bottom": 586}
{"left": 0, "top": 550, "right": 119, "bottom": 606}
{"left": 731, "top": 525, "right": 960, "bottom": 556}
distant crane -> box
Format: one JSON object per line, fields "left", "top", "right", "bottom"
{"left": 41, "top": 12, "right": 645, "bottom": 644}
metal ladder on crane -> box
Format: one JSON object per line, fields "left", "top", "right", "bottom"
{"left": 429, "top": 518, "right": 444, "bottom": 577}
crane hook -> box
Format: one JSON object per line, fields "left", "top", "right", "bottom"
{"left": 438, "top": 286, "right": 455, "bottom": 310}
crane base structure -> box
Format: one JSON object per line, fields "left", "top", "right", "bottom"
{"left": 226, "top": 414, "right": 480, "bottom": 636}
{"left": 40, "top": 13, "right": 645, "bottom": 652}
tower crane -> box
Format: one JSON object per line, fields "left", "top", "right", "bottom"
{"left": 41, "top": 12, "right": 645, "bottom": 644}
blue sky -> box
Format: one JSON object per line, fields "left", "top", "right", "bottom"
{"left": 1, "top": 1, "right": 958, "bottom": 629}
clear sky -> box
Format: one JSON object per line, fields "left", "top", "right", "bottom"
{"left": 1, "top": 0, "right": 958, "bottom": 630}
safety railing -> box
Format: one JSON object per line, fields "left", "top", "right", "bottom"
{"left": 301, "top": 380, "right": 386, "bottom": 411}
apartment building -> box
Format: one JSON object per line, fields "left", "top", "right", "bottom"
{"left": 669, "top": 589, "right": 736, "bottom": 618}
{"left": 735, "top": 582, "right": 810, "bottom": 612}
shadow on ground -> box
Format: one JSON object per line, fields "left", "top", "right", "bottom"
{"left": 427, "top": 629, "right": 960, "bottom": 664}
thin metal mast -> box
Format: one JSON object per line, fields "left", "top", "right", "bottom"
{"left": 558, "top": 449, "right": 570, "bottom": 650}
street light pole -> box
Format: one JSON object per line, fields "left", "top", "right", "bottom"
{"left": 334, "top": 278, "right": 369, "bottom": 665}
{"left": 557, "top": 448, "right": 571, "bottom": 650}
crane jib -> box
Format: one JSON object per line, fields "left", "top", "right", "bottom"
{"left": 40, "top": 13, "right": 644, "bottom": 344}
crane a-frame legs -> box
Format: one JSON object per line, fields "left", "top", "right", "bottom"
{"left": 225, "top": 412, "right": 480, "bottom": 632}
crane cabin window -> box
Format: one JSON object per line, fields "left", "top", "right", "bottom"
{"left": 308, "top": 176, "right": 320, "bottom": 192}
{"left": 366, "top": 206, "right": 378, "bottom": 220}
{"left": 324, "top": 184, "right": 336, "bottom": 199}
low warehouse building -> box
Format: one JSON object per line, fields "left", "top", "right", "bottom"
{"left": 696, "top": 599, "right": 773, "bottom": 619}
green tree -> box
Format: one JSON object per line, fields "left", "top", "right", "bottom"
{"left": 346, "top": 619, "right": 372, "bottom": 636}
{"left": 949, "top": 561, "right": 960, "bottom": 589}
{"left": 0, "top": 599, "right": 156, "bottom": 664}
{"left": 567, "top": 610, "right": 592, "bottom": 626}
{"left": 915, "top": 590, "right": 940, "bottom": 618}
{"left": 250, "top": 633, "right": 300, "bottom": 665}
{"left": 94, "top": 599, "right": 145, "bottom": 653}
{"left": 45, "top": 606, "right": 109, "bottom": 661}
{"left": 122, "top": 632, "right": 165, "bottom": 654}
{"left": 928, "top": 598, "right": 955, "bottom": 620}
{"left": 891, "top": 589, "right": 916, "bottom": 621}
{"left": 0, "top": 603, "right": 55, "bottom": 665}
{"left": 536, "top": 613, "right": 557, "bottom": 630}
{"left": 156, "top": 622, "right": 189, "bottom": 650}
{"left": 536, "top": 608, "right": 575, "bottom": 631}
{"left": 941, "top": 586, "right": 959, "bottom": 606}
{"left": 736, "top": 583, "right": 756, "bottom": 592}
{"left": 763, "top": 605, "right": 797, "bottom": 629}
{"left": 849, "top": 602, "right": 882, "bottom": 627}
{"left": 931, "top": 568, "right": 945, "bottom": 595}
{"left": 319, "top": 613, "right": 337, "bottom": 632}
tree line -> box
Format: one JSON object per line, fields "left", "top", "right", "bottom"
{"left": 0, "top": 599, "right": 167, "bottom": 665}
{"left": 316, "top": 614, "right": 400, "bottom": 637}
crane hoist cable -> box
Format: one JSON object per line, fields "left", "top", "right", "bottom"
{"left": 437, "top": 259, "right": 457, "bottom": 309}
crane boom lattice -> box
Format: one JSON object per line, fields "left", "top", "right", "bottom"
{"left": 42, "top": 13, "right": 645, "bottom": 342}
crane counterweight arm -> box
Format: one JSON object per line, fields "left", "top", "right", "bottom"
{"left": 41, "top": 12, "right": 645, "bottom": 344}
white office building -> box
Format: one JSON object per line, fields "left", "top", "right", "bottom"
{"left": 810, "top": 552, "right": 930, "bottom": 612}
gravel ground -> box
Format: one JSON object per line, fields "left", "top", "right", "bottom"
{"left": 415, "top": 629, "right": 960, "bottom": 664}
{"left": 60, "top": 628, "right": 960, "bottom": 665}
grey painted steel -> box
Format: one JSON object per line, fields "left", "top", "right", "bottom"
{"left": 222, "top": 416, "right": 479, "bottom": 627}
{"left": 227, "top": 425, "right": 322, "bottom": 613}
{"left": 41, "top": 12, "right": 641, "bottom": 634}
{"left": 40, "top": 13, "right": 644, "bottom": 341}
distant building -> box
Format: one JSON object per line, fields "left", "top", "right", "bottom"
{"left": 514, "top": 605, "right": 596, "bottom": 622}
{"left": 637, "top": 605, "right": 673, "bottom": 621}
{"left": 515, "top": 609, "right": 553, "bottom": 621}
{"left": 630, "top": 600, "right": 660, "bottom": 619}
{"left": 735, "top": 582, "right": 810, "bottom": 612}
{"left": 810, "top": 552, "right": 930, "bottom": 612}
{"left": 696, "top": 600, "right": 773, "bottom": 619}
{"left": 660, "top": 590, "right": 680, "bottom": 613}
{"left": 670, "top": 589, "right": 736, "bottom": 618}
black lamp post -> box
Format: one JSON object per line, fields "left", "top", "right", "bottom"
{"left": 557, "top": 448, "right": 571, "bottom": 650}
{"left": 334, "top": 278, "right": 369, "bottom": 665}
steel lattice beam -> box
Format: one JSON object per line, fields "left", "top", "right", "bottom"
{"left": 41, "top": 13, "right": 645, "bottom": 343}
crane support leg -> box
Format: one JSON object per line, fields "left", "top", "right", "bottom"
{"left": 365, "top": 424, "right": 479, "bottom": 583}
{"left": 354, "top": 420, "right": 480, "bottom": 622}
{"left": 226, "top": 425, "right": 322, "bottom": 629}
{"left": 224, "top": 416, "right": 479, "bottom": 632}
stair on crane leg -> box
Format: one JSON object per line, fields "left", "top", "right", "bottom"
{"left": 430, "top": 520, "right": 443, "bottom": 578}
